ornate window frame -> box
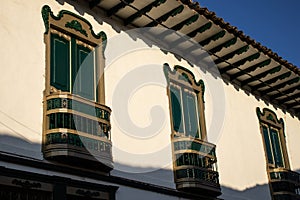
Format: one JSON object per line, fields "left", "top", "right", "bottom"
{"left": 256, "top": 107, "right": 290, "bottom": 170}
{"left": 42, "top": 5, "right": 107, "bottom": 103}
{"left": 164, "top": 63, "right": 221, "bottom": 197}
{"left": 41, "top": 5, "right": 112, "bottom": 171}
{"left": 255, "top": 108, "right": 300, "bottom": 199}
{"left": 164, "top": 63, "right": 207, "bottom": 140}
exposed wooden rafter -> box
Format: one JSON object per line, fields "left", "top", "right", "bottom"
{"left": 107, "top": 0, "right": 134, "bottom": 17}
{"left": 230, "top": 59, "right": 271, "bottom": 81}
{"left": 219, "top": 53, "right": 260, "bottom": 74}
{"left": 171, "top": 14, "right": 199, "bottom": 31}
{"left": 269, "top": 85, "right": 299, "bottom": 99}
{"left": 199, "top": 30, "right": 226, "bottom": 47}
{"left": 214, "top": 45, "right": 249, "bottom": 64}
{"left": 209, "top": 37, "right": 237, "bottom": 54}
{"left": 252, "top": 72, "right": 292, "bottom": 91}
{"left": 260, "top": 77, "right": 300, "bottom": 95}
{"left": 240, "top": 65, "right": 281, "bottom": 86}
{"left": 183, "top": 30, "right": 226, "bottom": 54}
{"left": 286, "top": 101, "right": 300, "bottom": 110}
{"left": 155, "top": 14, "right": 199, "bottom": 39}
{"left": 277, "top": 92, "right": 300, "bottom": 105}
{"left": 124, "top": 0, "right": 166, "bottom": 25}
{"left": 145, "top": 5, "right": 184, "bottom": 27}
{"left": 89, "top": 0, "right": 102, "bottom": 9}
{"left": 187, "top": 22, "right": 212, "bottom": 38}
{"left": 93, "top": 0, "right": 300, "bottom": 117}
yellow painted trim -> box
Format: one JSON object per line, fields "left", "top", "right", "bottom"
{"left": 46, "top": 129, "right": 111, "bottom": 143}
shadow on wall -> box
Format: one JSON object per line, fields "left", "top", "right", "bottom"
{"left": 113, "top": 164, "right": 272, "bottom": 200}
{"left": 0, "top": 134, "right": 276, "bottom": 200}
{"left": 221, "top": 184, "right": 271, "bottom": 200}
{"left": 0, "top": 133, "right": 42, "bottom": 159}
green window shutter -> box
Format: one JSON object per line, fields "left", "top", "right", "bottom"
{"left": 170, "top": 86, "right": 184, "bottom": 133}
{"left": 50, "top": 34, "right": 70, "bottom": 91}
{"left": 72, "top": 41, "right": 95, "bottom": 100}
{"left": 183, "top": 91, "right": 199, "bottom": 138}
{"left": 262, "top": 125, "right": 274, "bottom": 164}
{"left": 270, "top": 129, "right": 284, "bottom": 167}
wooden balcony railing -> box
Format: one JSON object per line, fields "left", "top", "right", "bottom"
{"left": 172, "top": 137, "right": 221, "bottom": 197}
{"left": 43, "top": 93, "right": 113, "bottom": 172}
{"left": 269, "top": 168, "right": 300, "bottom": 200}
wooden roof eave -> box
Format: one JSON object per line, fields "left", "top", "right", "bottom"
{"left": 240, "top": 65, "right": 282, "bottom": 86}
{"left": 87, "top": 0, "right": 300, "bottom": 117}
{"left": 269, "top": 85, "right": 300, "bottom": 99}
{"left": 229, "top": 59, "right": 271, "bottom": 81}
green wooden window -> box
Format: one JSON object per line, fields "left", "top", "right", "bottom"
{"left": 183, "top": 91, "right": 200, "bottom": 138}
{"left": 170, "top": 84, "right": 200, "bottom": 138}
{"left": 50, "top": 34, "right": 70, "bottom": 91}
{"left": 50, "top": 33, "right": 96, "bottom": 101}
{"left": 262, "top": 125, "right": 284, "bottom": 167}
{"left": 72, "top": 41, "right": 95, "bottom": 100}
{"left": 170, "top": 85, "right": 184, "bottom": 133}
{"left": 270, "top": 129, "right": 284, "bottom": 167}
{"left": 262, "top": 125, "right": 274, "bottom": 164}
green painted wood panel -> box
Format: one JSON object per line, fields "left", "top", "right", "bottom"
{"left": 262, "top": 125, "right": 274, "bottom": 165}
{"left": 170, "top": 86, "right": 184, "bottom": 133}
{"left": 72, "top": 41, "right": 94, "bottom": 100}
{"left": 50, "top": 34, "right": 70, "bottom": 91}
{"left": 183, "top": 91, "right": 199, "bottom": 138}
{"left": 270, "top": 129, "right": 284, "bottom": 167}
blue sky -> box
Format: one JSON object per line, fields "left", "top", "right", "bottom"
{"left": 198, "top": 0, "right": 300, "bottom": 68}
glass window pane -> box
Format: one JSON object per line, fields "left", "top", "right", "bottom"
{"left": 183, "top": 91, "right": 200, "bottom": 138}
{"left": 270, "top": 129, "right": 284, "bottom": 167}
{"left": 262, "top": 125, "right": 274, "bottom": 164}
{"left": 73, "top": 42, "right": 95, "bottom": 100}
{"left": 170, "top": 86, "right": 184, "bottom": 133}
